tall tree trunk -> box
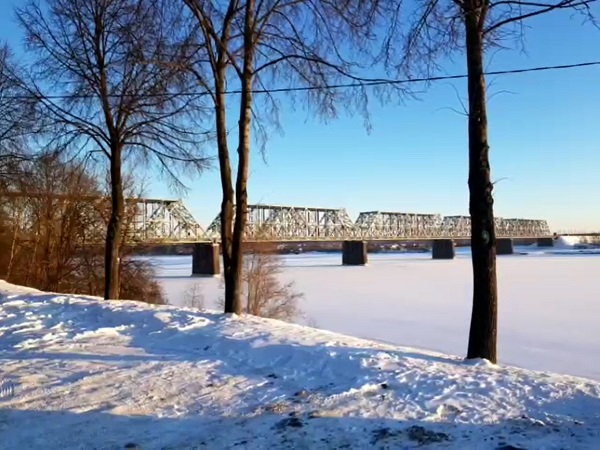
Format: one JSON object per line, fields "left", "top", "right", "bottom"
{"left": 6, "top": 206, "right": 21, "bottom": 280}
{"left": 464, "top": 3, "right": 498, "bottom": 363}
{"left": 41, "top": 196, "right": 53, "bottom": 290}
{"left": 215, "top": 69, "right": 238, "bottom": 314}
{"left": 229, "top": 0, "right": 255, "bottom": 316}
{"left": 104, "top": 148, "right": 124, "bottom": 300}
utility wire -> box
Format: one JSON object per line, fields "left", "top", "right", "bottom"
{"left": 5, "top": 60, "right": 600, "bottom": 100}
{"left": 255, "top": 60, "right": 600, "bottom": 93}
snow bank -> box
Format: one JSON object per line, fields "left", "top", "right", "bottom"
{"left": 1, "top": 281, "right": 599, "bottom": 449}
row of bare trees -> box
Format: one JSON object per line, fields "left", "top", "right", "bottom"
{"left": 0, "top": 154, "right": 165, "bottom": 303}
{"left": 1, "top": 0, "right": 596, "bottom": 362}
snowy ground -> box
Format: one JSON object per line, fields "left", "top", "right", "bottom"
{"left": 1, "top": 281, "right": 599, "bottom": 449}
{"left": 155, "top": 239, "right": 600, "bottom": 382}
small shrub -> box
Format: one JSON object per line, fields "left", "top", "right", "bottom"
{"left": 304, "top": 315, "right": 319, "bottom": 328}
{"left": 119, "top": 259, "right": 166, "bottom": 305}
{"left": 182, "top": 283, "right": 205, "bottom": 310}
{"left": 219, "top": 246, "right": 304, "bottom": 322}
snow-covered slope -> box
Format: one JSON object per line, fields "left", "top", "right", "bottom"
{"left": 1, "top": 282, "right": 599, "bottom": 449}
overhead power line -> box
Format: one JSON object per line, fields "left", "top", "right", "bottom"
{"left": 255, "top": 60, "right": 600, "bottom": 93}
{"left": 5, "top": 60, "right": 600, "bottom": 101}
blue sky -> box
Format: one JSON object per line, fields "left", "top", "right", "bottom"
{"left": 2, "top": 3, "right": 599, "bottom": 231}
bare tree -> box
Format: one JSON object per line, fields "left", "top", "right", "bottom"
{"left": 182, "top": 0, "right": 399, "bottom": 314}
{"left": 382, "top": 0, "right": 596, "bottom": 362}
{"left": 0, "top": 154, "right": 166, "bottom": 304}
{"left": 243, "top": 247, "right": 303, "bottom": 321}
{"left": 0, "top": 43, "right": 38, "bottom": 186}
{"left": 182, "top": 283, "right": 206, "bottom": 310}
{"left": 0, "top": 155, "right": 101, "bottom": 291}
{"left": 217, "top": 244, "right": 304, "bottom": 322}
{"left": 16, "top": 0, "right": 210, "bottom": 300}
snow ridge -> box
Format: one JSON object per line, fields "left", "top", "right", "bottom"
{"left": 1, "top": 281, "right": 599, "bottom": 449}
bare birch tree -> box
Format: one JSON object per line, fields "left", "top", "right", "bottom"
{"left": 182, "top": 0, "right": 398, "bottom": 314}
{"left": 16, "top": 0, "right": 210, "bottom": 299}
{"left": 381, "top": 0, "right": 597, "bottom": 362}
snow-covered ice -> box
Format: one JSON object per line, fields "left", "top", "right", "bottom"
{"left": 1, "top": 280, "right": 599, "bottom": 449}
{"left": 156, "top": 240, "right": 600, "bottom": 381}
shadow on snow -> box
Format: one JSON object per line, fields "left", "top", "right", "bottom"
{"left": 1, "top": 291, "right": 599, "bottom": 449}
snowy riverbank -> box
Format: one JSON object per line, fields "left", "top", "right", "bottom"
{"left": 1, "top": 281, "right": 599, "bottom": 449}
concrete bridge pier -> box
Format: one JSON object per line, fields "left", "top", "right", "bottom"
{"left": 496, "top": 238, "right": 514, "bottom": 255}
{"left": 537, "top": 237, "right": 555, "bottom": 247}
{"left": 432, "top": 239, "right": 455, "bottom": 259}
{"left": 342, "top": 240, "right": 368, "bottom": 265}
{"left": 192, "top": 243, "right": 220, "bottom": 276}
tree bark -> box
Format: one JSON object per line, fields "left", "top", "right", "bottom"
{"left": 41, "top": 195, "right": 53, "bottom": 291}
{"left": 104, "top": 147, "right": 124, "bottom": 300}
{"left": 464, "top": 2, "right": 498, "bottom": 363}
{"left": 229, "top": 0, "right": 255, "bottom": 316}
{"left": 214, "top": 65, "right": 238, "bottom": 314}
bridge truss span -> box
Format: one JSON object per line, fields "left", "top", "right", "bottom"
{"left": 440, "top": 215, "right": 552, "bottom": 239}
{"left": 353, "top": 211, "right": 444, "bottom": 240}
{"left": 206, "top": 204, "right": 356, "bottom": 241}
{"left": 2, "top": 193, "right": 556, "bottom": 244}
{"left": 495, "top": 218, "right": 552, "bottom": 238}
{"left": 441, "top": 216, "right": 471, "bottom": 239}
{"left": 203, "top": 205, "right": 552, "bottom": 242}
{"left": 0, "top": 194, "right": 211, "bottom": 244}
{"left": 130, "top": 199, "right": 209, "bottom": 243}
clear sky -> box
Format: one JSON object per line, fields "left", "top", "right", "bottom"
{"left": 2, "top": 3, "right": 599, "bottom": 231}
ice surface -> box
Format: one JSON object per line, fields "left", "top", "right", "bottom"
{"left": 1, "top": 280, "right": 599, "bottom": 449}
{"left": 155, "top": 243, "right": 600, "bottom": 381}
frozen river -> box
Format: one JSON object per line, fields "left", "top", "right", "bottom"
{"left": 151, "top": 243, "right": 600, "bottom": 380}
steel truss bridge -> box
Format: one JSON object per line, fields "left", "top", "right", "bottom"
{"left": 117, "top": 199, "right": 556, "bottom": 243}
{"left": 2, "top": 193, "right": 575, "bottom": 243}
